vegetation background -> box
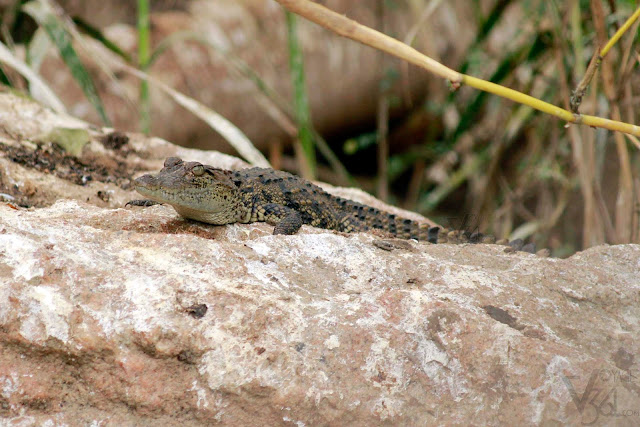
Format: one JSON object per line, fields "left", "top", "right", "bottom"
{"left": 0, "top": 0, "right": 639, "bottom": 256}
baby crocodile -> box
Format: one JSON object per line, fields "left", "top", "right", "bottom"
{"left": 131, "top": 157, "right": 543, "bottom": 254}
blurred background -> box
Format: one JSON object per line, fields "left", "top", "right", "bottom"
{"left": 1, "top": 0, "right": 639, "bottom": 256}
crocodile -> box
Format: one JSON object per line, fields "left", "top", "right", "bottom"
{"left": 131, "top": 157, "right": 546, "bottom": 255}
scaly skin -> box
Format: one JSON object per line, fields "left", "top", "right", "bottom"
{"left": 132, "top": 157, "right": 545, "bottom": 254}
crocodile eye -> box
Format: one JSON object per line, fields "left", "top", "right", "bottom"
{"left": 191, "top": 165, "right": 205, "bottom": 176}
{"left": 164, "top": 157, "right": 182, "bottom": 167}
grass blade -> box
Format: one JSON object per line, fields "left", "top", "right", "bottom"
{"left": 137, "top": 0, "right": 151, "bottom": 134}
{"left": 0, "top": 39, "right": 65, "bottom": 112}
{"left": 75, "top": 29, "right": 269, "bottom": 166}
{"left": 285, "top": 11, "right": 316, "bottom": 179}
{"left": 23, "top": 0, "right": 111, "bottom": 125}
{"left": 72, "top": 17, "right": 132, "bottom": 62}
{"left": 26, "top": 27, "right": 51, "bottom": 71}
{"left": 154, "top": 78, "right": 271, "bottom": 167}
{"left": 149, "top": 30, "right": 352, "bottom": 182}
{"left": 118, "top": 62, "right": 270, "bottom": 167}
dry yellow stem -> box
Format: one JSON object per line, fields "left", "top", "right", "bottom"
{"left": 274, "top": 0, "right": 640, "bottom": 139}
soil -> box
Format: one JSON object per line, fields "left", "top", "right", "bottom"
{"left": 0, "top": 131, "right": 138, "bottom": 208}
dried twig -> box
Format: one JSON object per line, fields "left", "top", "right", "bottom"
{"left": 570, "top": 4, "right": 640, "bottom": 112}
{"left": 274, "top": 0, "right": 640, "bottom": 138}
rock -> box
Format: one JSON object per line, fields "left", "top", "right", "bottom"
{"left": 1, "top": 92, "right": 640, "bottom": 425}
{"left": 2, "top": 201, "right": 640, "bottom": 426}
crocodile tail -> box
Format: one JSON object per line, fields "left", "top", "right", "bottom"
{"left": 339, "top": 196, "right": 511, "bottom": 246}
{"left": 430, "top": 228, "right": 498, "bottom": 244}
{"left": 394, "top": 220, "right": 502, "bottom": 245}
{"left": 336, "top": 196, "right": 426, "bottom": 239}
{"left": 387, "top": 217, "right": 433, "bottom": 241}
{"left": 338, "top": 197, "right": 547, "bottom": 254}
{"left": 337, "top": 196, "right": 442, "bottom": 241}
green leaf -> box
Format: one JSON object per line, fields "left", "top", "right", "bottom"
{"left": 23, "top": 0, "right": 111, "bottom": 126}
{"left": 72, "top": 17, "right": 131, "bottom": 63}
{"left": 343, "top": 131, "right": 378, "bottom": 155}
{"left": 41, "top": 127, "right": 90, "bottom": 157}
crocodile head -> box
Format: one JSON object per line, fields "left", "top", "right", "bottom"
{"left": 134, "top": 157, "right": 243, "bottom": 224}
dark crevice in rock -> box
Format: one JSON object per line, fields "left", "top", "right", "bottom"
{"left": 483, "top": 305, "right": 525, "bottom": 331}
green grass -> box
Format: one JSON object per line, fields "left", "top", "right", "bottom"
{"left": 285, "top": 11, "right": 316, "bottom": 179}
{"left": 137, "top": 0, "right": 151, "bottom": 134}
{"left": 23, "top": 0, "right": 111, "bottom": 125}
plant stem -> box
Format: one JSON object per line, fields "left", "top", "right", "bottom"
{"left": 285, "top": 11, "right": 316, "bottom": 179}
{"left": 137, "top": 0, "right": 151, "bottom": 134}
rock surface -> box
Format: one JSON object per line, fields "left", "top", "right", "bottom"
{"left": 1, "top": 92, "right": 640, "bottom": 425}
{"left": 1, "top": 200, "right": 640, "bottom": 426}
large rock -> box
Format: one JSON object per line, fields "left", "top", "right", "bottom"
{"left": 1, "top": 201, "right": 639, "bottom": 425}
{"left": 1, "top": 91, "right": 639, "bottom": 425}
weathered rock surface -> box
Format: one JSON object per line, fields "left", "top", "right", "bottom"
{"left": 1, "top": 199, "right": 640, "bottom": 426}
{"left": 1, "top": 91, "right": 640, "bottom": 425}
